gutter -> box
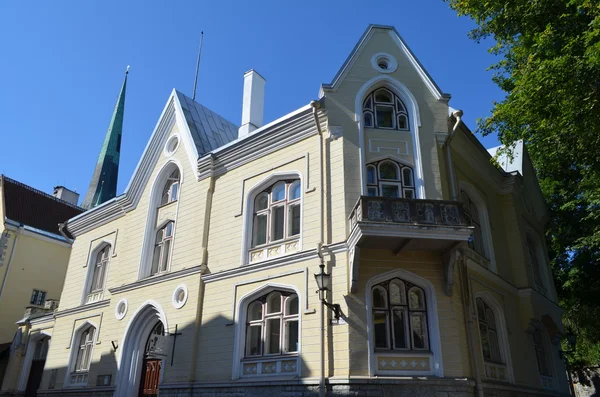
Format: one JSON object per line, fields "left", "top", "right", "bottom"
{"left": 0, "top": 224, "right": 24, "bottom": 302}
{"left": 444, "top": 109, "right": 463, "bottom": 201}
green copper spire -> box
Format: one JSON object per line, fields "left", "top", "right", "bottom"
{"left": 81, "top": 67, "right": 128, "bottom": 209}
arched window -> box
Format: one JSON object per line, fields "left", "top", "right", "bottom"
{"left": 533, "top": 328, "right": 552, "bottom": 378}
{"left": 144, "top": 321, "right": 165, "bottom": 358}
{"left": 366, "top": 160, "right": 415, "bottom": 198}
{"left": 160, "top": 169, "right": 180, "bottom": 205}
{"left": 151, "top": 221, "right": 174, "bottom": 275}
{"left": 69, "top": 326, "right": 95, "bottom": 385}
{"left": 461, "top": 190, "right": 486, "bottom": 258}
{"left": 245, "top": 291, "right": 299, "bottom": 357}
{"left": 33, "top": 337, "right": 49, "bottom": 361}
{"left": 526, "top": 234, "right": 545, "bottom": 292}
{"left": 476, "top": 298, "right": 502, "bottom": 363}
{"left": 363, "top": 88, "right": 409, "bottom": 130}
{"left": 89, "top": 245, "right": 110, "bottom": 294}
{"left": 251, "top": 180, "right": 301, "bottom": 247}
{"left": 371, "top": 278, "right": 429, "bottom": 351}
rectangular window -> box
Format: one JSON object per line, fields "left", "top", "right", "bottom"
{"left": 245, "top": 324, "right": 262, "bottom": 356}
{"left": 392, "top": 308, "right": 408, "bottom": 349}
{"left": 30, "top": 290, "right": 46, "bottom": 306}
{"left": 373, "top": 312, "right": 389, "bottom": 349}
{"left": 380, "top": 183, "right": 400, "bottom": 198}
{"left": 265, "top": 318, "right": 281, "bottom": 354}
{"left": 288, "top": 204, "right": 301, "bottom": 237}
{"left": 252, "top": 214, "right": 267, "bottom": 246}
{"left": 284, "top": 320, "right": 299, "bottom": 353}
{"left": 375, "top": 105, "right": 395, "bottom": 128}
{"left": 160, "top": 239, "right": 171, "bottom": 272}
{"left": 410, "top": 313, "right": 429, "bottom": 350}
{"left": 151, "top": 245, "right": 161, "bottom": 275}
{"left": 271, "top": 206, "right": 285, "bottom": 241}
{"left": 367, "top": 187, "right": 378, "bottom": 196}
{"left": 403, "top": 189, "right": 415, "bottom": 199}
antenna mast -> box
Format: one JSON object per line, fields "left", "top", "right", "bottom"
{"left": 192, "top": 31, "right": 204, "bottom": 101}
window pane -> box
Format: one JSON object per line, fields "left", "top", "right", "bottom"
{"left": 165, "top": 222, "right": 174, "bottom": 237}
{"left": 364, "top": 96, "right": 373, "bottom": 110}
{"left": 392, "top": 309, "right": 408, "bottom": 349}
{"left": 75, "top": 346, "right": 84, "bottom": 371}
{"left": 252, "top": 214, "right": 267, "bottom": 246}
{"left": 265, "top": 318, "right": 281, "bottom": 354}
{"left": 285, "top": 320, "right": 299, "bottom": 353}
{"left": 267, "top": 293, "right": 282, "bottom": 314}
{"left": 372, "top": 287, "right": 387, "bottom": 309}
{"left": 288, "top": 204, "right": 301, "bottom": 237}
{"left": 408, "top": 288, "right": 425, "bottom": 310}
{"left": 389, "top": 281, "right": 406, "bottom": 305}
{"left": 397, "top": 114, "right": 408, "bottom": 130}
{"left": 364, "top": 112, "right": 373, "bottom": 127}
{"left": 255, "top": 193, "right": 269, "bottom": 211}
{"left": 410, "top": 313, "right": 428, "bottom": 349}
{"left": 489, "top": 330, "right": 501, "bottom": 362}
{"left": 373, "top": 312, "right": 389, "bottom": 349}
{"left": 473, "top": 224, "right": 485, "bottom": 257}
{"left": 151, "top": 245, "right": 161, "bottom": 275}
{"left": 248, "top": 302, "right": 262, "bottom": 321}
{"left": 375, "top": 105, "right": 394, "bottom": 128}
{"left": 82, "top": 345, "right": 92, "bottom": 370}
{"left": 246, "top": 324, "right": 262, "bottom": 356}
{"left": 289, "top": 181, "right": 301, "bottom": 200}
{"left": 485, "top": 308, "right": 496, "bottom": 329}
{"left": 395, "top": 98, "right": 406, "bottom": 112}
{"left": 403, "top": 189, "right": 415, "bottom": 199}
{"left": 272, "top": 206, "right": 285, "bottom": 241}
{"left": 379, "top": 162, "right": 399, "bottom": 180}
{"left": 476, "top": 299, "right": 486, "bottom": 322}
{"left": 367, "top": 166, "right": 376, "bottom": 184}
{"left": 160, "top": 239, "right": 171, "bottom": 271}
{"left": 170, "top": 182, "right": 179, "bottom": 201}
{"left": 367, "top": 187, "right": 378, "bottom": 197}
{"left": 402, "top": 168, "right": 414, "bottom": 186}
{"left": 272, "top": 182, "right": 286, "bottom": 202}
{"left": 480, "top": 323, "right": 491, "bottom": 360}
{"left": 375, "top": 89, "right": 393, "bottom": 103}
{"left": 381, "top": 184, "right": 400, "bottom": 198}
{"left": 286, "top": 296, "right": 299, "bottom": 315}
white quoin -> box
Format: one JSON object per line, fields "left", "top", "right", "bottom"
{"left": 238, "top": 69, "right": 266, "bottom": 138}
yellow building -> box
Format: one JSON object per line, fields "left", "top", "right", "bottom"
{"left": 0, "top": 176, "right": 83, "bottom": 391}
{"left": 9, "top": 25, "right": 567, "bottom": 397}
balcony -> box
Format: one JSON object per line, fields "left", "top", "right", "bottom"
{"left": 348, "top": 196, "right": 472, "bottom": 253}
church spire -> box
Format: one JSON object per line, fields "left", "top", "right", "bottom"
{"left": 81, "top": 67, "right": 128, "bottom": 209}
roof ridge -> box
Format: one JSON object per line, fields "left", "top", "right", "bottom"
{"left": 1, "top": 174, "right": 84, "bottom": 211}
{"left": 174, "top": 90, "right": 238, "bottom": 128}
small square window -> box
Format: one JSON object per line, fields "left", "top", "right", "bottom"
{"left": 30, "top": 289, "right": 47, "bottom": 306}
{"left": 375, "top": 106, "right": 395, "bottom": 128}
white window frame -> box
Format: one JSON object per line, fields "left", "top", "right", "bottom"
{"left": 232, "top": 283, "right": 302, "bottom": 379}
{"left": 160, "top": 169, "right": 180, "bottom": 206}
{"left": 365, "top": 269, "right": 443, "bottom": 377}
{"left": 366, "top": 159, "right": 416, "bottom": 199}
{"left": 30, "top": 289, "right": 46, "bottom": 306}
{"left": 65, "top": 321, "right": 98, "bottom": 387}
{"left": 151, "top": 220, "right": 175, "bottom": 276}
{"left": 363, "top": 88, "right": 410, "bottom": 131}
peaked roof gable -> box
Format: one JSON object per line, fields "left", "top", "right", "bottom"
{"left": 321, "top": 24, "right": 449, "bottom": 101}
{"left": 67, "top": 90, "right": 238, "bottom": 236}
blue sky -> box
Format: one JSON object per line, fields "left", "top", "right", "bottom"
{"left": 0, "top": 0, "right": 503, "bottom": 200}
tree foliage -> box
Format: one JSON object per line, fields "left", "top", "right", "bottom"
{"left": 445, "top": 0, "right": 600, "bottom": 368}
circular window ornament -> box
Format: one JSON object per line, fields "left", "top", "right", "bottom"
{"left": 115, "top": 299, "right": 128, "bottom": 320}
{"left": 172, "top": 284, "right": 188, "bottom": 309}
{"left": 371, "top": 53, "right": 398, "bottom": 74}
{"left": 164, "top": 134, "right": 180, "bottom": 157}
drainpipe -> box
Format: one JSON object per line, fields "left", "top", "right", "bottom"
{"left": 58, "top": 221, "right": 73, "bottom": 244}
{"left": 458, "top": 255, "right": 485, "bottom": 397}
{"left": 311, "top": 100, "right": 327, "bottom": 397}
{"left": 0, "top": 224, "right": 23, "bottom": 302}
{"left": 189, "top": 171, "right": 215, "bottom": 391}
{"left": 444, "top": 110, "right": 463, "bottom": 201}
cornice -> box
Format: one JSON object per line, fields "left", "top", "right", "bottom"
{"left": 108, "top": 265, "right": 203, "bottom": 294}
{"left": 54, "top": 299, "right": 110, "bottom": 318}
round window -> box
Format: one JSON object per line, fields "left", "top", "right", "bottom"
{"left": 172, "top": 284, "right": 188, "bottom": 309}
{"left": 165, "top": 135, "right": 180, "bottom": 156}
{"left": 371, "top": 53, "right": 398, "bottom": 74}
{"left": 115, "top": 299, "right": 128, "bottom": 320}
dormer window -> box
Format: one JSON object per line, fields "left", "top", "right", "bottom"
{"left": 366, "top": 160, "right": 415, "bottom": 199}
{"left": 363, "top": 88, "right": 409, "bottom": 130}
{"left": 160, "top": 170, "right": 180, "bottom": 205}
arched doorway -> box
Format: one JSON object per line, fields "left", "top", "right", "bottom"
{"left": 138, "top": 322, "right": 164, "bottom": 397}
{"left": 24, "top": 337, "right": 49, "bottom": 397}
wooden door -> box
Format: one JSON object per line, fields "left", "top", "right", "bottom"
{"left": 138, "top": 358, "right": 162, "bottom": 397}
{"left": 24, "top": 360, "right": 45, "bottom": 397}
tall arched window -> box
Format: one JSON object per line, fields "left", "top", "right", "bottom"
{"left": 461, "top": 190, "right": 485, "bottom": 258}
{"left": 363, "top": 88, "right": 409, "bottom": 130}
{"left": 245, "top": 291, "right": 299, "bottom": 357}
{"left": 526, "top": 234, "right": 545, "bottom": 292}
{"left": 371, "top": 278, "right": 429, "bottom": 351}
{"left": 533, "top": 328, "right": 552, "bottom": 378}
{"left": 33, "top": 337, "right": 49, "bottom": 360}
{"left": 366, "top": 160, "right": 415, "bottom": 198}
{"left": 151, "top": 221, "right": 174, "bottom": 275}
{"left": 160, "top": 169, "right": 180, "bottom": 205}
{"left": 89, "top": 245, "right": 110, "bottom": 294}
{"left": 476, "top": 298, "right": 502, "bottom": 363}
{"left": 69, "top": 326, "right": 95, "bottom": 385}
{"left": 252, "top": 180, "right": 301, "bottom": 247}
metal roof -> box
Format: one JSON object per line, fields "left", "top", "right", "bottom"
{"left": 175, "top": 91, "right": 238, "bottom": 155}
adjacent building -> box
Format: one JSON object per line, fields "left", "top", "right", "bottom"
{"left": 6, "top": 25, "right": 568, "bottom": 397}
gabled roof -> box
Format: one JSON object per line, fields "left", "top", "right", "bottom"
{"left": 321, "top": 24, "right": 449, "bottom": 101}
{"left": 175, "top": 91, "right": 238, "bottom": 155}
{"left": 1, "top": 175, "right": 84, "bottom": 238}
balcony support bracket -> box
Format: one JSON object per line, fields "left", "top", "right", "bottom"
{"left": 442, "top": 244, "right": 462, "bottom": 297}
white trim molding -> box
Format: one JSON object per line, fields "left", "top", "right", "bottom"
{"left": 172, "top": 284, "right": 188, "bottom": 309}
{"left": 81, "top": 240, "right": 113, "bottom": 305}
{"left": 115, "top": 299, "right": 128, "bottom": 320}
{"left": 64, "top": 320, "right": 99, "bottom": 387}
{"left": 365, "top": 269, "right": 443, "bottom": 377}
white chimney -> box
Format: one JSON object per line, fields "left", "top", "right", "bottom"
{"left": 53, "top": 186, "right": 79, "bottom": 206}
{"left": 238, "top": 69, "right": 266, "bottom": 138}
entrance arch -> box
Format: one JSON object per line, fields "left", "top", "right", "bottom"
{"left": 115, "top": 301, "right": 168, "bottom": 397}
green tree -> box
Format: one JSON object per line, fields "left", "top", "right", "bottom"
{"left": 445, "top": 0, "right": 600, "bottom": 368}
